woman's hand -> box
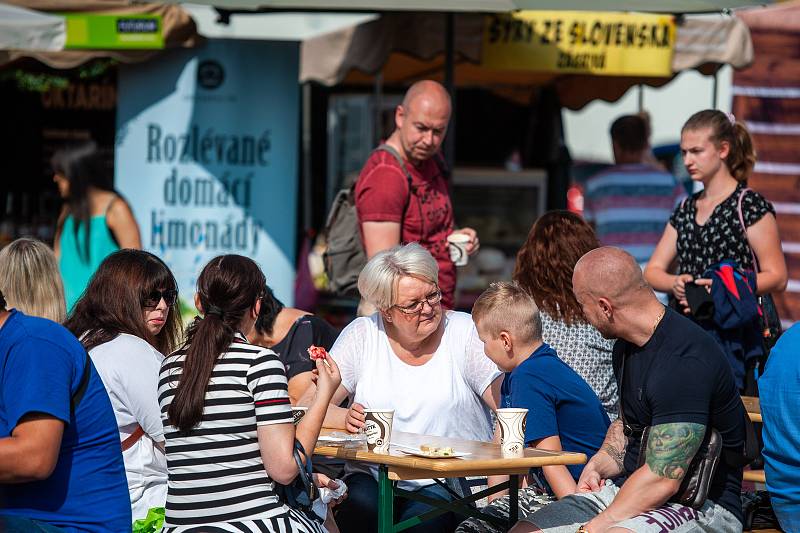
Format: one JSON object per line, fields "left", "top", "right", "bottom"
{"left": 312, "top": 473, "right": 347, "bottom": 506}
{"left": 672, "top": 274, "right": 694, "bottom": 310}
{"left": 314, "top": 353, "right": 341, "bottom": 402}
{"left": 345, "top": 402, "right": 366, "bottom": 433}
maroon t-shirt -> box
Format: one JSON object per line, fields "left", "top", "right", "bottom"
{"left": 355, "top": 149, "right": 456, "bottom": 308}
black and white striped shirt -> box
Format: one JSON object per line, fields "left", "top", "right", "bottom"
{"left": 158, "top": 332, "right": 293, "bottom": 528}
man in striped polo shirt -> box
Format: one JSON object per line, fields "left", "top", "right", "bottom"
{"left": 583, "top": 114, "right": 685, "bottom": 269}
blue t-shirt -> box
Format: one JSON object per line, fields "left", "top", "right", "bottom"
{"left": 759, "top": 323, "right": 800, "bottom": 532}
{"left": 501, "top": 343, "right": 610, "bottom": 480}
{"left": 0, "top": 310, "right": 130, "bottom": 532}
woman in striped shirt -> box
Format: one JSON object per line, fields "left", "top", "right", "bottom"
{"left": 159, "top": 255, "right": 342, "bottom": 532}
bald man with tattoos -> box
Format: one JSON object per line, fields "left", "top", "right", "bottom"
{"left": 510, "top": 247, "right": 747, "bottom": 533}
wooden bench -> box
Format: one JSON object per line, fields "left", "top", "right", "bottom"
{"left": 742, "top": 395, "right": 762, "bottom": 423}
{"left": 744, "top": 469, "right": 766, "bottom": 483}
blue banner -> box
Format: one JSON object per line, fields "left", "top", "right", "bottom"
{"left": 116, "top": 39, "right": 300, "bottom": 312}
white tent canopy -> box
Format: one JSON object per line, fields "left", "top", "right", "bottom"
{"left": 182, "top": 3, "right": 378, "bottom": 40}
{"left": 0, "top": 3, "right": 65, "bottom": 51}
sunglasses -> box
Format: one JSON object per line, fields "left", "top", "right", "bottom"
{"left": 143, "top": 288, "right": 178, "bottom": 308}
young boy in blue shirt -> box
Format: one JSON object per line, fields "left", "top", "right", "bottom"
{"left": 457, "top": 282, "right": 610, "bottom": 532}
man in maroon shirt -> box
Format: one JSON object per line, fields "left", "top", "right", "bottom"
{"left": 355, "top": 80, "right": 479, "bottom": 310}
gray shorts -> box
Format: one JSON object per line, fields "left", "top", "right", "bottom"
{"left": 520, "top": 481, "right": 743, "bottom": 533}
{"left": 456, "top": 488, "right": 556, "bottom": 533}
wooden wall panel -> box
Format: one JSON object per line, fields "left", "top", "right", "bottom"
{"left": 733, "top": 16, "right": 800, "bottom": 324}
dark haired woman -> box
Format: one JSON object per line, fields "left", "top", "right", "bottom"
{"left": 513, "top": 211, "right": 617, "bottom": 419}
{"left": 52, "top": 140, "right": 141, "bottom": 311}
{"left": 250, "top": 287, "right": 339, "bottom": 404}
{"left": 65, "top": 249, "right": 183, "bottom": 525}
{"left": 645, "top": 110, "right": 787, "bottom": 389}
{"left": 159, "top": 255, "right": 341, "bottom": 532}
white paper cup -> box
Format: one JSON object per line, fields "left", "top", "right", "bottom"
{"left": 447, "top": 233, "right": 471, "bottom": 267}
{"left": 292, "top": 406, "right": 308, "bottom": 425}
{"left": 496, "top": 408, "right": 528, "bottom": 457}
{"left": 363, "top": 409, "right": 394, "bottom": 453}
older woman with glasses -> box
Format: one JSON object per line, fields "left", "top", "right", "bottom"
{"left": 324, "top": 243, "right": 503, "bottom": 533}
{"left": 65, "top": 249, "right": 182, "bottom": 527}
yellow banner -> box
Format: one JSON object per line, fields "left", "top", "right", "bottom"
{"left": 483, "top": 11, "right": 676, "bottom": 77}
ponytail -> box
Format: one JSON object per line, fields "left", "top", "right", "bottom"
{"left": 729, "top": 121, "right": 756, "bottom": 182}
{"left": 682, "top": 109, "right": 757, "bottom": 182}
{"left": 167, "top": 255, "right": 266, "bottom": 432}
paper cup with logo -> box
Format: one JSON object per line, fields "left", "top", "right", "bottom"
{"left": 447, "top": 233, "right": 471, "bottom": 267}
{"left": 363, "top": 409, "right": 394, "bottom": 453}
{"left": 292, "top": 407, "right": 308, "bottom": 425}
{"left": 496, "top": 408, "right": 528, "bottom": 457}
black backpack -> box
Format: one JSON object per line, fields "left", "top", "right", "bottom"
{"left": 322, "top": 144, "right": 413, "bottom": 298}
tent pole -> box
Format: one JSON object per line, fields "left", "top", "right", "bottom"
{"left": 374, "top": 71, "right": 383, "bottom": 146}
{"left": 637, "top": 84, "right": 644, "bottom": 112}
{"left": 712, "top": 69, "right": 719, "bottom": 109}
{"left": 444, "top": 12, "right": 456, "bottom": 174}
{"left": 301, "top": 82, "right": 312, "bottom": 232}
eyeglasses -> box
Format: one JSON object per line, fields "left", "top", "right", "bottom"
{"left": 143, "top": 289, "right": 178, "bottom": 308}
{"left": 393, "top": 289, "right": 442, "bottom": 315}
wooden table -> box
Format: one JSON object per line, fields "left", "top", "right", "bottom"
{"left": 314, "top": 429, "right": 587, "bottom": 533}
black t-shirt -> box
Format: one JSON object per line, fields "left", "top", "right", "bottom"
{"left": 272, "top": 315, "right": 339, "bottom": 380}
{"left": 271, "top": 315, "right": 343, "bottom": 479}
{"left": 612, "top": 308, "right": 746, "bottom": 522}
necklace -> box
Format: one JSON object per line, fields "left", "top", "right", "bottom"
{"left": 652, "top": 305, "right": 666, "bottom": 335}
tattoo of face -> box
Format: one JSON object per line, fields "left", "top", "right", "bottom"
{"left": 645, "top": 423, "right": 706, "bottom": 480}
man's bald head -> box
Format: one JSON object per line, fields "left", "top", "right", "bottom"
{"left": 393, "top": 80, "right": 451, "bottom": 164}
{"left": 573, "top": 246, "right": 648, "bottom": 304}
{"left": 402, "top": 80, "right": 451, "bottom": 118}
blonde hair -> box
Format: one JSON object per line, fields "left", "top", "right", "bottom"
{"left": 472, "top": 281, "right": 541, "bottom": 344}
{"left": 682, "top": 109, "right": 756, "bottom": 182}
{"left": 0, "top": 238, "right": 66, "bottom": 322}
{"left": 358, "top": 242, "right": 439, "bottom": 310}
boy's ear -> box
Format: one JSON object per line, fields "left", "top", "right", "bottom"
{"left": 498, "top": 331, "right": 513, "bottom": 353}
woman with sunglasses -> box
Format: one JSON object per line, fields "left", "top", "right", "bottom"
{"left": 325, "top": 243, "right": 503, "bottom": 533}
{"left": 65, "top": 249, "right": 182, "bottom": 527}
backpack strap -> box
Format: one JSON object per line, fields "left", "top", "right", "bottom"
{"left": 70, "top": 350, "right": 92, "bottom": 413}
{"left": 737, "top": 187, "right": 760, "bottom": 272}
{"left": 373, "top": 144, "right": 414, "bottom": 196}
{"left": 372, "top": 144, "right": 418, "bottom": 238}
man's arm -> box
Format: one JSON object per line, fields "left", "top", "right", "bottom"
{"left": 577, "top": 419, "right": 627, "bottom": 493}
{"left": 584, "top": 422, "right": 706, "bottom": 531}
{"left": 362, "top": 222, "right": 401, "bottom": 259}
{"left": 0, "top": 413, "right": 64, "bottom": 483}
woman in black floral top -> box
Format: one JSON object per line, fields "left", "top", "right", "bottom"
{"left": 645, "top": 110, "right": 787, "bottom": 385}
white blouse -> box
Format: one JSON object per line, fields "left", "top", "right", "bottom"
{"left": 331, "top": 310, "right": 501, "bottom": 487}
{"left": 90, "top": 333, "right": 167, "bottom": 521}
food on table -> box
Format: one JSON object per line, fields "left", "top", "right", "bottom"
{"left": 420, "top": 444, "right": 455, "bottom": 457}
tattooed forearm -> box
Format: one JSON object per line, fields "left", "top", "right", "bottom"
{"left": 645, "top": 422, "right": 705, "bottom": 480}
{"left": 602, "top": 443, "right": 625, "bottom": 471}
{"left": 599, "top": 419, "right": 627, "bottom": 473}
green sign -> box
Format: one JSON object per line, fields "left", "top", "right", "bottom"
{"left": 65, "top": 14, "right": 163, "bottom": 50}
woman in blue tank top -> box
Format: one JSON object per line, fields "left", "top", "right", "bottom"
{"left": 52, "top": 141, "right": 142, "bottom": 311}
